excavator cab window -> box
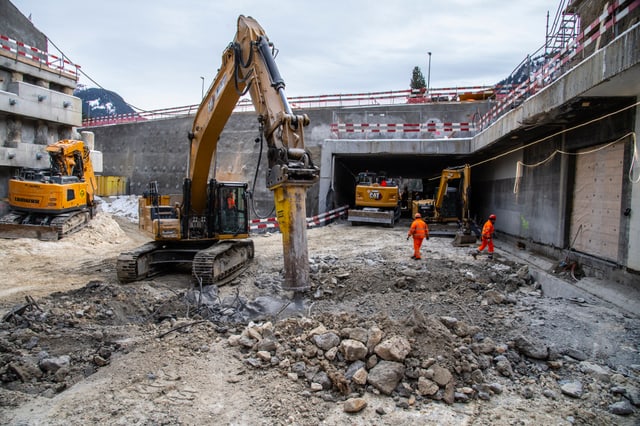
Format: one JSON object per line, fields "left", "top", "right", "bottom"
{"left": 215, "top": 183, "right": 249, "bottom": 236}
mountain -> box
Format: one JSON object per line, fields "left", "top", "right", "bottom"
{"left": 73, "top": 85, "right": 136, "bottom": 119}
{"left": 495, "top": 54, "right": 546, "bottom": 90}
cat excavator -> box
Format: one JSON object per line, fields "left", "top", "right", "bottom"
{"left": 117, "top": 15, "right": 319, "bottom": 291}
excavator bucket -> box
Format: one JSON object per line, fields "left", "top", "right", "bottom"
{"left": 0, "top": 223, "right": 59, "bottom": 241}
{"left": 452, "top": 232, "right": 476, "bottom": 246}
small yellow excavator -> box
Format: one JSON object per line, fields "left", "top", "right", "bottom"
{"left": 0, "top": 139, "right": 98, "bottom": 240}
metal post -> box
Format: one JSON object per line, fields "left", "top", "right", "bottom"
{"left": 200, "top": 76, "right": 205, "bottom": 99}
{"left": 427, "top": 52, "right": 432, "bottom": 94}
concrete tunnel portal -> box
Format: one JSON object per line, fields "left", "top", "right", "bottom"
{"left": 326, "top": 151, "right": 472, "bottom": 215}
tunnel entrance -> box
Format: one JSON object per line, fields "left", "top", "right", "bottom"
{"left": 328, "top": 153, "right": 471, "bottom": 215}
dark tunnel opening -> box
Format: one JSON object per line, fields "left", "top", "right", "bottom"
{"left": 329, "top": 153, "right": 472, "bottom": 213}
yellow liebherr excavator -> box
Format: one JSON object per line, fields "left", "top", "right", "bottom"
{"left": 0, "top": 139, "right": 98, "bottom": 240}
{"left": 117, "top": 15, "right": 319, "bottom": 291}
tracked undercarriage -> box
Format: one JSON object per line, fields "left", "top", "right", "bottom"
{"left": 0, "top": 209, "right": 93, "bottom": 241}
{"left": 116, "top": 239, "right": 255, "bottom": 285}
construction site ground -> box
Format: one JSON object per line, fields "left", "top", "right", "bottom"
{"left": 0, "top": 198, "right": 639, "bottom": 425}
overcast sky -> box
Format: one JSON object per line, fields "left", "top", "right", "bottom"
{"left": 11, "top": 0, "right": 561, "bottom": 111}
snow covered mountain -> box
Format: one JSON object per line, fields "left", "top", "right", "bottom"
{"left": 73, "top": 85, "right": 136, "bottom": 119}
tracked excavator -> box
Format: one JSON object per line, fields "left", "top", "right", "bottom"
{"left": 117, "top": 15, "right": 319, "bottom": 291}
{"left": 411, "top": 164, "right": 477, "bottom": 245}
{"left": 347, "top": 172, "right": 401, "bottom": 227}
{"left": 0, "top": 139, "right": 98, "bottom": 240}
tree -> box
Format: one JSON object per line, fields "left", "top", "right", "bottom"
{"left": 410, "top": 66, "right": 426, "bottom": 91}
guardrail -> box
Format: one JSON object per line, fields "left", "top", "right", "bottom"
{"left": 478, "top": 0, "right": 639, "bottom": 130}
{"left": 0, "top": 34, "right": 80, "bottom": 79}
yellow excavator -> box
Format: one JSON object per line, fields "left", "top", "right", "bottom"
{"left": 411, "top": 164, "right": 477, "bottom": 245}
{"left": 348, "top": 171, "right": 401, "bottom": 227}
{"left": 117, "top": 15, "right": 319, "bottom": 291}
{"left": 0, "top": 139, "right": 98, "bottom": 240}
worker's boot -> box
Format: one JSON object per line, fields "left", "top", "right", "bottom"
{"left": 470, "top": 251, "right": 478, "bottom": 259}
{"left": 488, "top": 253, "right": 493, "bottom": 260}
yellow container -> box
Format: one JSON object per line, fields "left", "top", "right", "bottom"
{"left": 95, "top": 176, "right": 128, "bottom": 196}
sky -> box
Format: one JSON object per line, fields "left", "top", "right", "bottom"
{"left": 10, "top": 0, "right": 562, "bottom": 112}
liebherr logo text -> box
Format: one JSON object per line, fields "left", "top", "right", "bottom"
{"left": 15, "top": 197, "right": 39, "bottom": 204}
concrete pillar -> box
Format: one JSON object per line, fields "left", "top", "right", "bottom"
{"left": 59, "top": 126, "right": 73, "bottom": 141}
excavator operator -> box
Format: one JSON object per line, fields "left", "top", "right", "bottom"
{"left": 407, "top": 212, "right": 429, "bottom": 260}
{"left": 224, "top": 190, "right": 237, "bottom": 231}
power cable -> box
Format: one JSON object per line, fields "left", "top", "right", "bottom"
{"left": 471, "top": 99, "right": 640, "bottom": 171}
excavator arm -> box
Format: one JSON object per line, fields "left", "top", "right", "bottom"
{"left": 187, "top": 15, "right": 319, "bottom": 291}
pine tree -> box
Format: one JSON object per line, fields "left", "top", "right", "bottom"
{"left": 410, "top": 66, "right": 426, "bottom": 91}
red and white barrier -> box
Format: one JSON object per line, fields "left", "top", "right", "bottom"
{"left": 249, "top": 205, "right": 348, "bottom": 233}
{"left": 330, "top": 122, "right": 474, "bottom": 135}
{"left": 0, "top": 34, "right": 79, "bottom": 78}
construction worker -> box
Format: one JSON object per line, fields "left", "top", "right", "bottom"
{"left": 472, "top": 214, "right": 496, "bottom": 259}
{"left": 407, "top": 212, "right": 429, "bottom": 260}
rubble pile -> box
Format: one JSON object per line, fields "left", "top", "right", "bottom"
{"left": 0, "top": 217, "right": 638, "bottom": 424}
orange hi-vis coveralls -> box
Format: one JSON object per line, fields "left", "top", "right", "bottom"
{"left": 477, "top": 219, "right": 495, "bottom": 254}
{"left": 408, "top": 218, "right": 429, "bottom": 259}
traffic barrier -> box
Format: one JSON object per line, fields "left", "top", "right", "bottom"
{"left": 249, "top": 205, "right": 348, "bottom": 233}
{"left": 330, "top": 122, "right": 474, "bottom": 136}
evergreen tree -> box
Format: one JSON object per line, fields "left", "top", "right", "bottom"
{"left": 410, "top": 66, "right": 426, "bottom": 90}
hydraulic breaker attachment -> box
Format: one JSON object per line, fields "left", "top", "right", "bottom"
{"left": 272, "top": 181, "right": 315, "bottom": 292}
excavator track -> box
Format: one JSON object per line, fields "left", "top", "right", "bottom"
{"left": 192, "top": 240, "right": 255, "bottom": 286}
{"left": 117, "top": 239, "right": 255, "bottom": 285}
{"left": 0, "top": 210, "right": 91, "bottom": 240}
{"left": 50, "top": 211, "right": 92, "bottom": 238}
{"left": 116, "top": 241, "right": 160, "bottom": 283}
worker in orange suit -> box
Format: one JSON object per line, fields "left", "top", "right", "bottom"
{"left": 407, "top": 212, "right": 429, "bottom": 260}
{"left": 472, "top": 214, "right": 496, "bottom": 259}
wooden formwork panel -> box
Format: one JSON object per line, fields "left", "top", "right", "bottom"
{"left": 569, "top": 142, "right": 624, "bottom": 261}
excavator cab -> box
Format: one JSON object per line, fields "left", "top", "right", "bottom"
{"left": 212, "top": 182, "right": 250, "bottom": 237}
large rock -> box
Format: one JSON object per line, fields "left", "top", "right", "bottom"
{"left": 367, "top": 361, "right": 405, "bottom": 395}
{"left": 374, "top": 336, "right": 411, "bottom": 362}
{"left": 343, "top": 397, "right": 367, "bottom": 413}
{"left": 431, "top": 364, "right": 453, "bottom": 386}
{"left": 340, "top": 339, "right": 368, "bottom": 361}
{"left": 514, "top": 335, "right": 548, "bottom": 360}
{"left": 312, "top": 332, "right": 341, "bottom": 351}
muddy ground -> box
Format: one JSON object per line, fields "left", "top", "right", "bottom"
{"left": 0, "top": 200, "right": 638, "bottom": 425}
